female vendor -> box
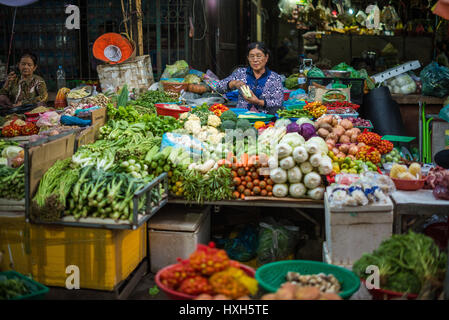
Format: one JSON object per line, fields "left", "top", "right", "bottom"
{"left": 0, "top": 51, "right": 48, "bottom": 109}
{"left": 216, "top": 42, "right": 283, "bottom": 114}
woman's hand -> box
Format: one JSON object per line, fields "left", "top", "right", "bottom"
{"left": 229, "top": 80, "right": 245, "bottom": 90}
{"left": 4, "top": 72, "right": 16, "bottom": 88}
{"left": 242, "top": 87, "right": 264, "bottom": 106}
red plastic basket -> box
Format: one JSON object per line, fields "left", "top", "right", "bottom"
{"left": 361, "top": 280, "right": 418, "bottom": 300}
{"left": 155, "top": 103, "right": 190, "bottom": 119}
{"left": 391, "top": 177, "right": 426, "bottom": 191}
{"left": 155, "top": 262, "right": 256, "bottom": 300}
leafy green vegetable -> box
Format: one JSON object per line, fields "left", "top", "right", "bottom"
{"left": 130, "top": 90, "right": 177, "bottom": 113}
{"left": 0, "top": 164, "right": 24, "bottom": 200}
{"left": 189, "top": 103, "right": 213, "bottom": 126}
{"left": 352, "top": 231, "right": 447, "bottom": 295}
{"left": 0, "top": 277, "right": 30, "bottom": 300}
{"left": 117, "top": 84, "right": 129, "bottom": 107}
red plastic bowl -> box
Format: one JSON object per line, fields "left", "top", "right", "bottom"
{"left": 391, "top": 177, "right": 426, "bottom": 191}
{"left": 361, "top": 280, "right": 418, "bottom": 300}
{"left": 155, "top": 262, "right": 256, "bottom": 300}
{"left": 155, "top": 103, "right": 190, "bottom": 119}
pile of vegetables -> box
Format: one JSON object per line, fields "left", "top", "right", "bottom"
{"left": 268, "top": 134, "right": 329, "bottom": 200}
{"left": 129, "top": 90, "right": 178, "bottom": 113}
{"left": 0, "top": 275, "right": 30, "bottom": 300}
{"left": 353, "top": 231, "right": 447, "bottom": 296}
{"left": 277, "top": 109, "right": 311, "bottom": 119}
{"left": 209, "top": 103, "right": 229, "bottom": 117}
{"left": 0, "top": 143, "right": 25, "bottom": 200}
{"left": 303, "top": 102, "right": 327, "bottom": 119}
{"left": 159, "top": 243, "right": 258, "bottom": 299}
{"left": 380, "top": 148, "right": 402, "bottom": 166}
{"left": 261, "top": 282, "right": 342, "bottom": 300}
{"left": 1, "top": 118, "right": 39, "bottom": 137}
{"left": 389, "top": 163, "right": 422, "bottom": 180}
{"left": 224, "top": 153, "right": 272, "bottom": 199}
{"left": 346, "top": 117, "right": 372, "bottom": 128}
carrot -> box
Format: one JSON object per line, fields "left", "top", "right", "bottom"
{"left": 226, "top": 151, "right": 234, "bottom": 162}
{"left": 217, "top": 159, "right": 226, "bottom": 166}
{"left": 241, "top": 153, "right": 249, "bottom": 167}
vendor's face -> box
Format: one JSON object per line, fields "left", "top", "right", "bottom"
{"left": 248, "top": 48, "right": 268, "bottom": 72}
{"left": 18, "top": 57, "right": 37, "bottom": 77}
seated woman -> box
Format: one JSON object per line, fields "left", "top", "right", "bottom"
{"left": 0, "top": 51, "right": 48, "bottom": 109}
{"left": 216, "top": 42, "right": 283, "bottom": 115}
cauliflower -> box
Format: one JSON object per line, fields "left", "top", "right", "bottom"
{"left": 188, "top": 114, "right": 200, "bottom": 121}
{"left": 184, "top": 119, "right": 201, "bottom": 134}
{"left": 209, "top": 133, "right": 225, "bottom": 145}
{"left": 207, "top": 114, "right": 221, "bottom": 128}
{"left": 179, "top": 112, "right": 189, "bottom": 120}
{"left": 206, "top": 126, "right": 219, "bottom": 135}
{"left": 197, "top": 130, "right": 208, "bottom": 142}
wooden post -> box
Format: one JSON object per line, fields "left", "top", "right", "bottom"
{"left": 136, "top": 0, "right": 144, "bottom": 56}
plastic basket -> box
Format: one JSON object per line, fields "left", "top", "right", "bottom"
{"left": 162, "top": 82, "right": 189, "bottom": 94}
{"left": 361, "top": 280, "right": 418, "bottom": 300}
{"left": 255, "top": 260, "right": 360, "bottom": 299}
{"left": 307, "top": 77, "right": 364, "bottom": 105}
{"left": 155, "top": 262, "right": 256, "bottom": 300}
{"left": 391, "top": 177, "right": 426, "bottom": 191}
{"left": 155, "top": 103, "right": 190, "bottom": 119}
{"left": 0, "top": 270, "right": 49, "bottom": 300}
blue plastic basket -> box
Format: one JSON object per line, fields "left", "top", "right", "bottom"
{"left": 0, "top": 271, "right": 49, "bottom": 300}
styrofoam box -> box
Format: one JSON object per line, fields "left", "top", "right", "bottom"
{"left": 324, "top": 193, "right": 393, "bottom": 267}
{"left": 148, "top": 205, "right": 211, "bottom": 273}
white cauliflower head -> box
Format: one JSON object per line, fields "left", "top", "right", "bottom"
{"left": 184, "top": 119, "right": 201, "bottom": 134}
{"left": 188, "top": 114, "right": 201, "bottom": 121}
{"left": 207, "top": 114, "right": 221, "bottom": 128}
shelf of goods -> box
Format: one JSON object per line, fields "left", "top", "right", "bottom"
{"left": 23, "top": 129, "right": 168, "bottom": 230}
{"left": 324, "top": 190, "right": 394, "bottom": 268}
{"left": 168, "top": 198, "right": 324, "bottom": 209}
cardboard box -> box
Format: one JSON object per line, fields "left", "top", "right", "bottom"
{"left": 27, "top": 133, "right": 76, "bottom": 198}
{"left": 90, "top": 107, "right": 107, "bottom": 128}
{"left": 75, "top": 123, "right": 101, "bottom": 149}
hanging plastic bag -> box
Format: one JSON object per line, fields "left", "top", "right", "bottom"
{"left": 160, "top": 60, "right": 189, "bottom": 80}
{"left": 439, "top": 104, "right": 449, "bottom": 123}
{"left": 420, "top": 62, "right": 449, "bottom": 98}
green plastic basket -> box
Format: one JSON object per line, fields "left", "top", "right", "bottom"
{"left": 255, "top": 260, "right": 360, "bottom": 299}
{"left": 0, "top": 271, "right": 49, "bottom": 300}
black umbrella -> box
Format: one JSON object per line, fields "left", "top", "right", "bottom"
{"left": 0, "top": 0, "right": 39, "bottom": 73}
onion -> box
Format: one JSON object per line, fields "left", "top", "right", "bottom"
{"left": 339, "top": 144, "right": 350, "bottom": 153}
{"left": 348, "top": 146, "right": 358, "bottom": 155}
{"left": 331, "top": 117, "right": 339, "bottom": 127}
{"left": 340, "top": 119, "right": 353, "bottom": 130}
{"left": 327, "top": 132, "right": 339, "bottom": 141}
{"left": 333, "top": 125, "right": 345, "bottom": 137}
{"left": 357, "top": 142, "right": 366, "bottom": 148}
{"left": 332, "top": 147, "right": 340, "bottom": 155}
{"left": 352, "top": 128, "right": 361, "bottom": 135}
{"left": 317, "top": 128, "right": 330, "bottom": 138}
{"left": 336, "top": 152, "right": 346, "bottom": 158}
{"left": 339, "top": 135, "right": 350, "bottom": 144}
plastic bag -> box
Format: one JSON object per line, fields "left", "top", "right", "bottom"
{"left": 160, "top": 132, "right": 206, "bottom": 156}
{"left": 420, "top": 62, "right": 449, "bottom": 98}
{"left": 439, "top": 104, "right": 449, "bottom": 123}
{"left": 307, "top": 67, "right": 325, "bottom": 78}
{"left": 332, "top": 62, "right": 360, "bottom": 78}
{"left": 36, "top": 111, "right": 60, "bottom": 128}
{"left": 160, "top": 60, "right": 189, "bottom": 80}
{"left": 215, "top": 225, "right": 259, "bottom": 262}
{"left": 386, "top": 73, "right": 417, "bottom": 94}
{"left": 289, "top": 88, "right": 308, "bottom": 100}
{"left": 257, "top": 218, "right": 299, "bottom": 265}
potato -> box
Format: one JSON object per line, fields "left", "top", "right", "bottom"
{"left": 261, "top": 293, "right": 277, "bottom": 300}
{"left": 295, "top": 286, "right": 321, "bottom": 300}
{"left": 214, "top": 294, "right": 231, "bottom": 300}
{"left": 275, "top": 283, "right": 297, "bottom": 300}
{"left": 195, "top": 294, "right": 213, "bottom": 300}
{"left": 319, "top": 292, "right": 343, "bottom": 300}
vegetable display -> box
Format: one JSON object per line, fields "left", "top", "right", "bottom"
{"left": 303, "top": 102, "right": 327, "bottom": 119}
{"left": 0, "top": 165, "right": 25, "bottom": 200}
{"left": 261, "top": 282, "right": 342, "bottom": 300}
{"left": 159, "top": 243, "right": 258, "bottom": 299}
{"left": 0, "top": 276, "right": 30, "bottom": 300}
{"left": 353, "top": 231, "right": 447, "bottom": 295}
{"left": 277, "top": 109, "right": 311, "bottom": 119}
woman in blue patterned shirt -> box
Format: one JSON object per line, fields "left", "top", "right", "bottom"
{"left": 216, "top": 42, "right": 284, "bottom": 115}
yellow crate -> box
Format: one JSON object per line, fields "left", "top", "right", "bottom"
{"left": 0, "top": 214, "right": 32, "bottom": 275}
{"left": 0, "top": 215, "right": 147, "bottom": 291}
{"left": 29, "top": 224, "right": 147, "bottom": 291}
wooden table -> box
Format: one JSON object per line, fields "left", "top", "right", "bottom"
{"left": 390, "top": 190, "right": 449, "bottom": 234}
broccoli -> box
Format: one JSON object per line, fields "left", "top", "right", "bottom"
{"left": 220, "top": 110, "right": 238, "bottom": 122}
{"left": 221, "top": 120, "right": 236, "bottom": 130}
{"left": 236, "top": 119, "right": 252, "bottom": 131}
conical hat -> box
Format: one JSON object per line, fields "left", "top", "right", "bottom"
{"left": 433, "top": 0, "right": 449, "bottom": 20}
{"left": 93, "top": 33, "right": 134, "bottom": 64}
